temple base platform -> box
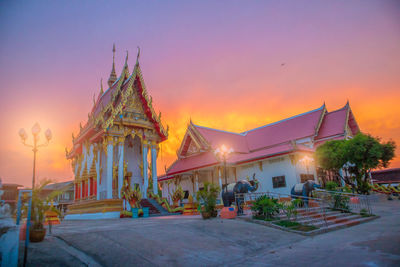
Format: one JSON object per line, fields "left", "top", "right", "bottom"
{"left": 182, "top": 203, "right": 200, "bottom": 215}
{"left": 65, "top": 199, "right": 123, "bottom": 220}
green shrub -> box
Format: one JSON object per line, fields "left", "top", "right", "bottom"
{"left": 197, "top": 182, "right": 220, "bottom": 217}
{"left": 325, "top": 181, "right": 338, "bottom": 191}
{"left": 281, "top": 200, "right": 300, "bottom": 221}
{"left": 251, "top": 195, "right": 280, "bottom": 220}
{"left": 331, "top": 193, "right": 350, "bottom": 212}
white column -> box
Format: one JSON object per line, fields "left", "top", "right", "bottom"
{"left": 80, "top": 182, "right": 83, "bottom": 199}
{"left": 118, "top": 137, "right": 124, "bottom": 199}
{"left": 96, "top": 148, "right": 100, "bottom": 200}
{"left": 218, "top": 168, "right": 223, "bottom": 202}
{"left": 142, "top": 142, "right": 149, "bottom": 199}
{"left": 195, "top": 173, "right": 199, "bottom": 195}
{"left": 151, "top": 144, "right": 158, "bottom": 195}
{"left": 106, "top": 137, "right": 114, "bottom": 199}
{"left": 88, "top": 178, "right": 91, "bottom": 198}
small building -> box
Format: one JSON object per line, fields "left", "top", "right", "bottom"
{"left": 159, "top": 102, "right": 359, "bottom": 201}
{"left": 41, "top": 181, "right": 74, "bottom": 213}
{"left": 371, "top": 168, "right": 400, "bottom": 185}
{"left": 0, "top": 183, "right": 23, "bottom": 212}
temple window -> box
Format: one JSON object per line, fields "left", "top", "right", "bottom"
{"left": 272, "top": 176, "right": 286, "bottom": 188}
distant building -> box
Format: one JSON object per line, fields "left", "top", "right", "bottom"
{"left": 371, "top": 168, "right": 400, "bottom": 185}
{"left": 42, "top": 181, "right": 74, "bottom": 213}
{"left": 159, "top": 102, "right": 360, "bottom": 200}
{"left": 0, "top": 183, "right": 23, "bottom": 212}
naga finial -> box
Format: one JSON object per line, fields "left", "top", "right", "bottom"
{"left": 72, "top": 133, "right": 75, "bottom": 141}
{"left": 125, "top": 50, "right": 129, "bottom": 65}
{"left": 100, "top": 78, "right": 104, "bottom": 95}
{"left": 79, "top": 122, "right": 83, "bottom": 130}
{"left": 136, "top": 46, "right": 140, "bottom": 64}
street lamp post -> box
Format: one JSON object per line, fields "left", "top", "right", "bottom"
{"left": 19, "top": 123, "right": 52, "bottom": 190}
{"left": 214, "top": 145, "right": 234, "bottom": 193}
{"left": 299, "top": 155, "right": 314, "bottom": 180}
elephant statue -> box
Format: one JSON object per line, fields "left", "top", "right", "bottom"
{"left": 290, "top": 180, "right": 320, "bottom": 206}
{"left": 221, "top": 173, "right": 259, "bottom": 215}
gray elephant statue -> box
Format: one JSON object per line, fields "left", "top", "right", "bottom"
{"left": 221, "top": 173, "right": 259, "bottom": 215}
{"left": 290, "top": 180, "right": 320, "bottom": 206}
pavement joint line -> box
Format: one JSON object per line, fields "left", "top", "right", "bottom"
{"left": 51, "top": 235, "right": 103, "bottom": 267}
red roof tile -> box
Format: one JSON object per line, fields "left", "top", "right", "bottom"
{"left": 243, "top": 105, "right": 324, "bottom": 151}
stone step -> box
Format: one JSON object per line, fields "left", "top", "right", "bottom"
{"left": 296, "top": 212, "right": 349, "bottom": 225}
{"left": 312, "top": 214, "right": 363, "bottom": 228}
{"left": 321, "top": 215, "right": 377, "bottom": 232}
{"left": 140, "top": 199, "right": 160, "bottom": 215}
{"left": 276, "top": 210, "right": 340, "bottom": 221}
{"left": 147, "top": 198, "right": 171, "bottom": 215}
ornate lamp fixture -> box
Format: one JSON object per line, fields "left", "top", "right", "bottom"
{"left": 19, "top": 123, "right": 52, "bottom": 189}
{"left": 214, "top": 145, "right": 234, "bottom": 193}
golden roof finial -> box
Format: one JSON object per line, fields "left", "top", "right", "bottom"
{"left": 100, "top": 78, "right": 104, "bottom": 95}
{"left": 108, "top": 43, "right": 117, "bottom": 87}
{"left": 125, "top": 50, "right": 129, "bottom": 65}
{"left": 136, "top": 46, "right": 140, "bottom": 65}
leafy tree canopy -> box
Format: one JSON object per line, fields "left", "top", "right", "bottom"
{"left": 316, "top": 133, "right": 396, "bottom": 194}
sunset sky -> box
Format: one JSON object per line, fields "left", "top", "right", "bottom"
{"left": 0, "top": 0, "right": 399, "bottom": 187}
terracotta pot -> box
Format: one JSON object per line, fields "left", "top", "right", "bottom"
{"left": 201, "top": 211, "right": 211, "bottom": 219}
{"left": 211, "top": 210, "right": 218, "bottom": 218}
{"left": 29, "top": 228, "right": 46, "bottom": 243}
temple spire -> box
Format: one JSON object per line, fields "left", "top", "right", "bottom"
{"left": 100, "top": 78, "right": 104, "bottom": 95}
{"left": 136, "top": 46, "right": 140, "bottom": 65}
{"left": 107, "top": 44, "right": 117, "bottom": 87}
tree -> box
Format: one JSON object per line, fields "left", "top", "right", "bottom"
{"left": 316, "top": 133, "right": 396, "bottom": 194}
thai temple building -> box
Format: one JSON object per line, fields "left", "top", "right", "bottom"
{"left": 159, "top": 103, "right": 359, "bottom": 202}
{"left": 65, "top": 45, "right": 168, "bottom": 219}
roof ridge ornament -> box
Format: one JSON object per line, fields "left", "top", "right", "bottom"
{"left": 136, "top": 46, "right": 140, "bottom": 65}
{"left": 108, "top": 43, "right": 117, "bottom": 87}
{"left": 125, "top": 50, "right": 129, "bottom": 65}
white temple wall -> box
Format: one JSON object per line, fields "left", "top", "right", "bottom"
{"left": 124, "top": 136, "right": 142, "bottom": 190}
{"left": 236, "top": 155, "right": 298, "bottom": 195}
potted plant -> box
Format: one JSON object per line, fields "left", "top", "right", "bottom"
{"left": 171, "top": 185, "right": 184, "bottom": 207}
{"left": 23, "top": 179, "right": 63, "bottom": 242}
{"left": 197, "top": 182, "right": 220, "bottom": 219}
{"left": 129, "top": 185, "right": 142, "bottom": 218}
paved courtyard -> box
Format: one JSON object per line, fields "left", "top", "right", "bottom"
{"left": 20, "top": 195, "right": 400, "bottom": 266}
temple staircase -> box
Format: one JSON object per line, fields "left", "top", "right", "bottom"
{"left": 140, "top": 199, "right": 170, "bottom": 216}
{"left": 275, "top": 207, "right": 378, "bottom": 233}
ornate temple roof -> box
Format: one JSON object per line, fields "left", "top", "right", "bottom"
{"left": 66, "top": 46, "right": 168, "bottom": 158}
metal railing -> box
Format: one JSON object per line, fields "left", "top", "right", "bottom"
{"left": 235, "top": 191, "right": 330, "bottom": 227}
{"left": 313, "top": 189, "right": 373, "bottom": 215}
{"left": 235, "top": 190, "right": 374, "bottom": 227}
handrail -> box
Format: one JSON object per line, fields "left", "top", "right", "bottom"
{"left": 235, "top": 189, "right": 373, "bottom": 227}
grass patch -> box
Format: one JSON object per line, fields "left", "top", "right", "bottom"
{"left": 273, "top": 220, "right": 318, "bottom": 232}
{"left": 274, "top": 220, "right": 300, "bottom": 228}
{"left": 253, "top": 215, "right": 277, "bottom": 221}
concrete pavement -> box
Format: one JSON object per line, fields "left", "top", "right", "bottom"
{"left": 19, "top": 195, "right": 400, "bottom": 266}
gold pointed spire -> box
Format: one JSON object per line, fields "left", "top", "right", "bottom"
{"left": 108, "top": 44, "right": 117, "bottom": 87}
{"left": 100, "top": 78, "right": 104, "bottom": 95}
{"left": 136, "top": 46, "right": 140, "bottom": 65}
